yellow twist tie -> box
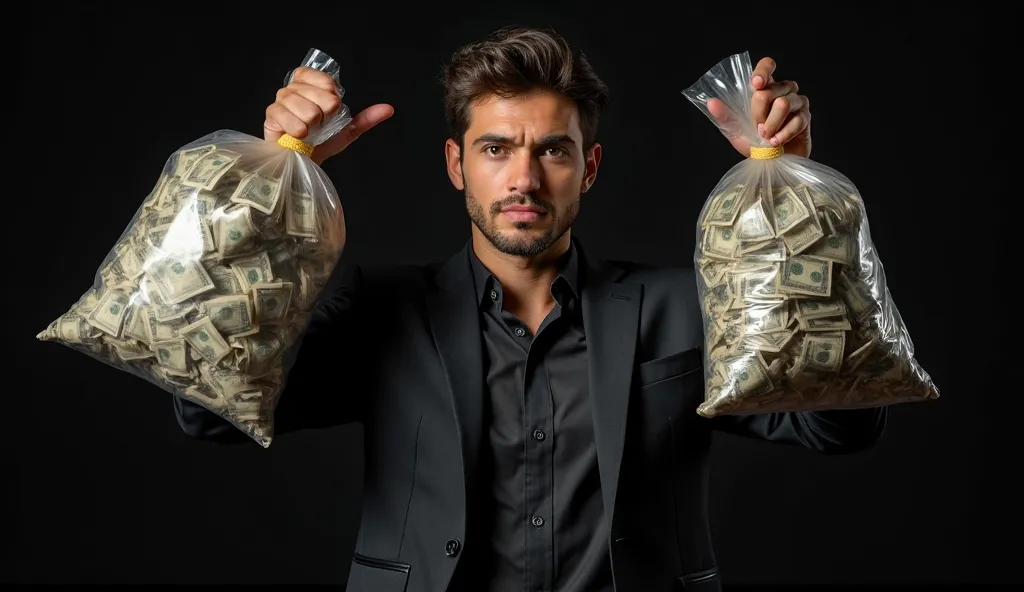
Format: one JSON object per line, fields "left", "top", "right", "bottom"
{"left": 749, "top": 145, "right": 784, "bottom": 160}
{"left": 277, "top": 134, "right": 315, "bottom": 157}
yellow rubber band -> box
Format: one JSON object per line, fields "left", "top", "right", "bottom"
{"left": 749, "top": 145, "right": 784, "bottom": 160}
{"left": 277, "top": 134, "right": 315, "bottom": 157}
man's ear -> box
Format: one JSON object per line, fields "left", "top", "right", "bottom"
{"left": 445, "top": 138, "right": 464, "bottom": 190}
{"left": 580, "top": 142, "right": 602, "bottom": 194}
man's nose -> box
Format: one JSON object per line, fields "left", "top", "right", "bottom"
{"left": 506, "top": 152, "right": 541, "bottom": 195}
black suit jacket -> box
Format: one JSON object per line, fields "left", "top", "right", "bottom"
{"left": 175, "top": 236, "right": 888, "bottom": 592}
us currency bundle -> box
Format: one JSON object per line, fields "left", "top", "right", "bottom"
{"left": 695, "top": 182, "right": 939, "bottom": 417}
{"left": 37, "top": 139, "right": 343, "bottom": 447}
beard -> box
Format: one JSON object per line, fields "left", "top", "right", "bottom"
{"left": 465, "top": 185, "right": 580, "bottom": 257}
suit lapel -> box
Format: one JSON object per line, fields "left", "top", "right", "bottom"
{"left": 426, "top": 241, "right": 485, "bottom": 481}
{"left": 577, "top": 241, "right": 642, "bottom": 525}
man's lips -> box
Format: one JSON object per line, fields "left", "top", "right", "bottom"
{"left": 501, "top": 205, "right": 545, "bottom": 213}
{"left": 501, "top": 206, "right": 546, "bottom": 222}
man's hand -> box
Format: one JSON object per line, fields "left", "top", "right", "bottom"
{"left": 707, "top": 57, "right": 812, "bottom": 158}
{"left": 264, "top": 66, "right": 394, "bottom": 166}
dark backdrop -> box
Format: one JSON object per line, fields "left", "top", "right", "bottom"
{"left": 13, "top": 5, "right": 1012, "bottom": 587}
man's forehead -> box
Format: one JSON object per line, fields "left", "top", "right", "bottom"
{"left": 467, "top": 91, "right": 581, "bottom": 138}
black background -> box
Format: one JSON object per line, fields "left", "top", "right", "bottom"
{"left": 13, "top": 5, "right": 1012, "bottom": 587}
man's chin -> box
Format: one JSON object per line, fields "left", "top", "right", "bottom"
{"left": 486, "top": 231, "right": 555, "bottom": 257}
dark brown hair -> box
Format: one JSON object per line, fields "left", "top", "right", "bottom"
{"left": 441, "top": 26, "right": 610, "bottom": 153}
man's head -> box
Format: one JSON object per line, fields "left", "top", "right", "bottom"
{"left": 441, "top": 26, "right": 609, "bottom": 259}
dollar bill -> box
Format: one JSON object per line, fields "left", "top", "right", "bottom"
{"left": 148, "top": 255, "right": 216, "bottom": 304}
{"left": 85, "top": 288, "right": 135, "bottom": 338}
{"left": 799, "top": 313, "right": 852, "bottom": 332}
{"left": 205, "top": 264, "right": 244, "bottom": 295}
{"left": 779, "top": 255, "right": 832, "bottom": 297}
{"left": 703, "top": 225, "right": 740, "bottom": 260}
{"left": 798, "top": 332, "right": 845, "bottom": 373}
{"left": 252, "top": 282, "right": 294, "bottom": 325}
{"left": 174, "top": 144, "right": 217, "bottom": 178}
{"left": 721, "top": 353, "right": 775, "bottom": 398}
{"left": 199, "top": 294, "right": 257, "bottom": 337}
{"left": 181, "top": 149, "right": 242, "bottom": 191}
{"left": 229, "top": 250, "right": 274, "bottom": 292}
{"left": 771, "top": 186, "right": 811, "bottom": 236}
{"left": 806, "top": 232, "right": 854, "bottom": 265}
{"left": 285, "top": 191, "right": 318, "bottom": 239}
{"left": 214, "top": 205, "right": 258, "bottom": 257}
{"left": 742, "top": 302, "right": 788, "bottom": 335}
{"left": 151, "top": 338, "right": 190, "bottom": 374}
{"left": 702, "top": 186, "right": 745, "bottom": 227}
{"left": 795, "top": 298, "right": 847, "bottom": 320}
{"left": 736, "top": 196, "right": 775, "bottom": 242}
{"left": 180, "top": 316, "right": 232, "bottom": 364}
{"left": 230, "top": 172, "right": 282, "bottom": 215}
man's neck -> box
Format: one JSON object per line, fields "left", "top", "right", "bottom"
{"left": 471, "top": 231, "right": 571, "bottom": 315}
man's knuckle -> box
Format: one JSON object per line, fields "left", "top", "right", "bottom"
{"left": 322, "top": 93, "right": 341, "bottom": 116}
{"left": 773, "top": 96, "right": 790, "bottom": 111}
{"left": 289, "top": 120, "right": 309, "bottom": 138}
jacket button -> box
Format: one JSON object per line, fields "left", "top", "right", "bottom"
{"left": 445, "top": 539, "right": 461, "bottom": 557}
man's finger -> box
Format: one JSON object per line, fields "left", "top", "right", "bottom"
{"left": 707, "top": 98, "right": 746, "bottom": 141}
{"left": 762, "top": 93, "right": 805, "bottom": 141}
{"left": 769, "top": 108, "right": 811, "bottom": 148}
{"left": 346, "top": 103, "right": 396, "bottom": 138}
{"left": 751, "top": 57, "right": 777, "bottom": 89}
{"left": 751, "top": 80, "right": 800, "bottom": 126}
{"left": 289, "top": 67, "right": 338, "bottom": 92}
{"left": 311, "top": 103, "right": 395, "bottom": 164}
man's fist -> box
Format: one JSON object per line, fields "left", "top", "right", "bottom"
{"left": 264, "top": 66, "right": 394, "bottom": 165}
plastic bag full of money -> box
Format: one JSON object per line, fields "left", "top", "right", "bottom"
{"left": 36, "top": 48, "right": 353, "bottom": 448}
{"left": 680, "top": 51, "right": 939, "bottom": 418}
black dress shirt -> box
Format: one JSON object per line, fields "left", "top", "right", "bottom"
{"left": 465, "top": 242, "right": 614, "bottom": 592}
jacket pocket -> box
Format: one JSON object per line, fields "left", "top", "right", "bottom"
{"left": 346, "top": 553, "right": 410, "bottom": 592}
{"left": 638, "top": 347, "right": 702, "bottom": 387}
{"left": 676, "top": 566, "right": 720, "bottom": 591}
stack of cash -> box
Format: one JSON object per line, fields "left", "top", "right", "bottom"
{"left": 37, "top": 140, "right": 343, "bottom": 446}
{"left": 695, "top": 182, "right": 938, "bottom": 417}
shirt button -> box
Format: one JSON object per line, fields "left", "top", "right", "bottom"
{"left": 445, "top": 538, "right": 461, "bottom": 557}
{"left": 531, "top": 516, "right": 544, "bottom": 527}
{"left": 490, "top": 289, "right": 498, "bottom": 301}
{"left": 532, "top": 429, "right": 545, "bottom": 441}
{"left": 514, "top": 327, "right": 526, "bottom": 337}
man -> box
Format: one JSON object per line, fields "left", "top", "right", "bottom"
{"left": 175, "top": 26, "right": 887, "bottom": 592}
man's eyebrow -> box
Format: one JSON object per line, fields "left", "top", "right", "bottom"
{"left": 471, "top": 133, "right": 577, "bottom": 147}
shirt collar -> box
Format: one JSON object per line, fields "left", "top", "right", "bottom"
{"left": 469, "top": 240, "right": 580, "bottom": 311}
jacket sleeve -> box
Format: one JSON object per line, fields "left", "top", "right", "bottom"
{"left": 173, "top": 260, "right": 367, "bottom": 443}
{"left": 709, "top": 405, "right": 889, "bottom": 455}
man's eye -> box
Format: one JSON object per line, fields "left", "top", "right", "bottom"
{"left": 545, "top": 147, "right": 567, "bottom": 157}
{"left": 486, "top": 145, "right": 504, "bottom": 155}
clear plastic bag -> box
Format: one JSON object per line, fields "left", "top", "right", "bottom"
{"left": 36, "top": 48, "right": 353, "bottom": 447}
{"left": 681, "top": 52, "right": 939, "bottom": 418}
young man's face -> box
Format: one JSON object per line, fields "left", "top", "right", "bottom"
{"left": 445, "top": 90, "right": 601, "bottom": 258}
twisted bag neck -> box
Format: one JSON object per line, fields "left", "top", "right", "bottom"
{"left": 749, "top": 145, "right": 784, "bottom": 160}
{"left": 277, "top": 134, "right": 315, "bottom": 157}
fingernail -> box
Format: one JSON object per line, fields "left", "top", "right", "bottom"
{"left": 757, "top": 123, "right": 765, "bottom": 137}
{"left": 753, "top": 75, "right": 764, "bottom": 87}
{"left": 769, "top": 136, "right": 779, "bottom": 146}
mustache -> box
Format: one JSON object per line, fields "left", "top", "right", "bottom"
{"left": 490, "top": 194, "right": 553, "bottom": 215}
